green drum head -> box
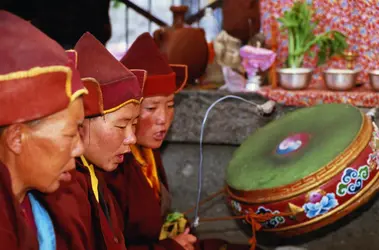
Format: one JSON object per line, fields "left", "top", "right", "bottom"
{"left": 226, "top": 103, "right": 364, "bottom": 191}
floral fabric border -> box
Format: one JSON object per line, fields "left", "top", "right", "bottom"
{"left": 260, "top": 0, "right": 378, "bottom": 87}
{"left": 257, "top": 86, "right": 379, "bottom": 107}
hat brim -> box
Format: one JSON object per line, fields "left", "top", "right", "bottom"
{"left": 170, "top": 64, "right": 188, "bottom": 93}
{"left": 81, "top": 77, "right": 104, "bottom": 117}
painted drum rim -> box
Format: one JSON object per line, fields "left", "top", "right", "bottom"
{"left": 227, "top": 112, "right": 372, "bottom": 204}
{"left": 270, "top": 172, "right": 379, "bottom": 236}
{"left": 228, "top": 169, "right": 379, "bottom": 236}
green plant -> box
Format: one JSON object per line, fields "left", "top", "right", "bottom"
{"left": 111, "top": 0, "right": 124, "bottom": 8}
{"left": 278, "top": 1, "right": 348, "bottom": 68}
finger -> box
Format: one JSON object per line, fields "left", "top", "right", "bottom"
{"left": 185, "top": 243, "right": 195, "bottom": 250}
{"left": 183, "top": 228, "right": 190, "bottom": 235}
{"left": 185, "top": 234, "right": 197, "bottom": 244}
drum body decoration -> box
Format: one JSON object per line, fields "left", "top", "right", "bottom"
{"left": 226, "top": 103, "right": 379, "bottom": 236}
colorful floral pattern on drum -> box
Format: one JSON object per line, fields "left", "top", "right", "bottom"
{"left": 368, "top": 122, "right": 379, "bottom": 170}
{"left": 367, "top": 152, "right": 379, "bottom": 170}
{"left": 230, "top": 200, "right": 242, "bottom": 213}
{"left": 303, "top": 192, "right": 338, "bottom": 219}
{"left": 256, "top": 206, "right": 286, "bottom": 228}
{"left": 369, "top": 122, "right": 379, "bottom": 152}
{"left": 336, "top": 166, "right": 370, "bottom": 197}
{"left": 227, "top": 134, "right": 379, "bottom": 234}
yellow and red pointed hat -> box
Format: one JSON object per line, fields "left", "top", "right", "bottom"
{"left": 120, "top": 32, "right": 188, "bottom": 97}
{"left": 74, "top": 32, "right": 146, "bottom": 117}
{"left": 0, "top": 11, "right": 87, "bottom": 126}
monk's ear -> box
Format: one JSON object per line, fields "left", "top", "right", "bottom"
{"left": 3, "top": 124, "right": 23, "bottom": 154}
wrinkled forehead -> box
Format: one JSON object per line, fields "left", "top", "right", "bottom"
{"left": 36, "top": 98, "right": 84, "bottom": 130}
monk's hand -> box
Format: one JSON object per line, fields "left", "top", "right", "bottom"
{"left": 173, "top": 228, "right": 197, "bottom": 250}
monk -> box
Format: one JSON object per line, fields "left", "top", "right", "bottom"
{"left": 42, "top": 32, "right": 147, "bottom": 250}
{"left": 103, "top": 33, "right": 250, "bottom": 250}
{"left": 0, "top": 11, "right": 87, "bottom": 250}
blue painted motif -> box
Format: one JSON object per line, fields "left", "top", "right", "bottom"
{"left": 336, "top": 165, "right": 370, "bottom": 197}
{"left": 230, "top": 200, "right": 242, "bottom": 213}
{"left": 255, "top": 206, "right": 285, "bottom": 229}
{"left": 303, "top": 193, "right": 339, "bottom": 219}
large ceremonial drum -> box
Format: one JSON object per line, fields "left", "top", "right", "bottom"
{"left": 226, "top": 103, "right": 379, "bottom": 236}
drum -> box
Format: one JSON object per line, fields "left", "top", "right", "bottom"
{"left": 226, "top": 103, "right": 379, "bottom": 236}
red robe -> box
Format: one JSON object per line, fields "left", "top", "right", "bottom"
{"left": 104, "top": 150, "right": 250, "bottom": 250}
{"left": 75, "top": 160, "right": 126, "bottom": 250}
{"left": 0, "top": 161, "right": 39, "bottom": 250}
{"left": 39, "top": 169, "right": 95, "bottom": 250}
{"left": 41, "top": 160, "right": 127, "bottom": 250}
{"left": 0, "top": 160, "right": 99, "bottom": 250}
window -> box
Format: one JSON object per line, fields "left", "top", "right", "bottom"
{"left": 106, "top": 0, "right": 222, "bottom": 58}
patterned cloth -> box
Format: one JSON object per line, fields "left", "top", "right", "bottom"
{"left": 260, "top": 0, "right": 378, "bottom": 87}
{"left": 257, "top": 86, "right": 379, "bottom": 107}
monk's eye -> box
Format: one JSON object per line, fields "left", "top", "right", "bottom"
{"left": 145, "top": 106, "right": 156, "bottom": 111}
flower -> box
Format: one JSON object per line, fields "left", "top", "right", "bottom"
{"left": 303, "top": 193, "right": 338, "bottom": 219}
{"left": 308, "top": 191, "right": 323, "bottom": 203}
{"left": 367, "top": 152, "right": 379, "bottom": 168}
{"left": 256, "top": 206, "right": 286, "bottom": 229}
{"left": 231, "top": 200, "right": 241, "bottom": 213}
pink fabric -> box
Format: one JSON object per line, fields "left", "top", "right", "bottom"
{"left": 240, "top": 46, "right": 276, "bottom": 76}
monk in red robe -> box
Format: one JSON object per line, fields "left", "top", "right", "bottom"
{"left": 43, "top": 32, "right": 147, "bottom": 250}
{"left": 103, "top": 33, "right": 250, "bottom": 250}
{"left": 0, "top": 11, "right": 88, "bottom": 250}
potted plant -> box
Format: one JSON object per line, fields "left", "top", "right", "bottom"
{"left": 277, "top": 1, "right": 348, "bottom": 90}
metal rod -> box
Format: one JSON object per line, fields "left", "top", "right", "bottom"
{"left": 185, "top": 0, "right": 222, "bottom": 25}
{"left": 125, "top": 6, "right": 129, "bottom": 48}
{"left": 120, "top": 0, "right": 168, "bottom": 27}
{"left": 197, "top": 0, "right": 201, "bottom": 27}
{"left": 148, "top": 0, "right": 152, "bottom": 33}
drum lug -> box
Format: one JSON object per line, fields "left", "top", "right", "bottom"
{"left": 366, "top": 108, "right": 377, "bottom": 121}
{"left": 369, "top": 160, "right": 377, "bottom": 171}
{"left": 287, "top": 203, "right": 304, "bottom": 220}
{"left": 370, "top": 121, "right": 379, "bottom": 150}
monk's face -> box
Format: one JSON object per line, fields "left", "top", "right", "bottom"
{"left": 82, "top": 103, "right": 139, "bottom": 172}
{"left": 136, "top": 94, "right": 175, "bottom": 149}
{"left": 16, "top": 98, "right": 85, "bottom": 193}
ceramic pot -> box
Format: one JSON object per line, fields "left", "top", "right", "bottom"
{"left": 153, "top": 5, "right": 208, "bottom": 83}
{"left": 222, "top": 0, "right": 261, "bottom": 44}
